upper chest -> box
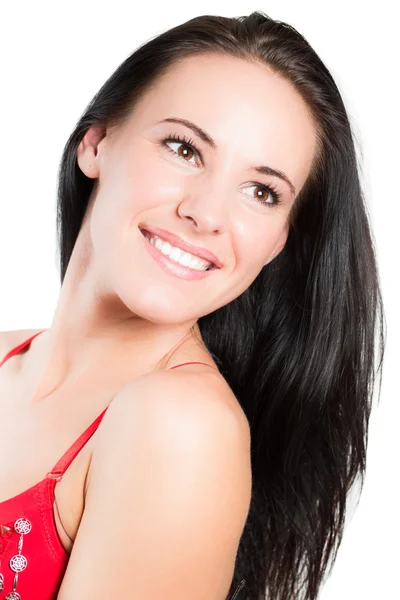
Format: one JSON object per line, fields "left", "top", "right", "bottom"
{"left": 0, "top": 357, "right": 110, "bottom": 494}
{"left": 0, "top": 347, "right": 115, "bottom": 553}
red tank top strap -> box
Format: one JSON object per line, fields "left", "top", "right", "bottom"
{"left": 0, "top": 330, "right": 45, "bottom": 367}
{"left": 168, "top": 361, "right": 216, "bottom": 370}
{"left": 48, "top": 406, "right": 109, "bottom": 477}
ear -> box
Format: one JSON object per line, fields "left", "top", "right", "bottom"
{"left": 76, "top": 125, "right": 107, "bottom": 179}
{"left": 264, "top": 222, "right": 289, "bottom": 266}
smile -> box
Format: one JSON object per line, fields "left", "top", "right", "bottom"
{"left": 140, "top": 229, "right": 218, "bottom": 281}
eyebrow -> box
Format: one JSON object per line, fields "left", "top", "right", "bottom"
{"left": 157, "top": 117, "right": 296, "bottom": 197}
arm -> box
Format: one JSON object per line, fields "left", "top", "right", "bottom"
{"left": 57, "top": 370, "right": 252, "bottom": 599}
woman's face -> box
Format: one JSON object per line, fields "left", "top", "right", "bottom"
{"left": 77, "top": 53, "right": 317, "bottom": 324}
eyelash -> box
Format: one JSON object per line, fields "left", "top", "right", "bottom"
{"left": 160, "top": 132, "right": 283, "bottom": 209}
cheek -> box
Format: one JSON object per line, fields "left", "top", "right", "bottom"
{"left": 92, "top": 164, "right": 164, "bottom": 241}
{"left": 237, "top": 221, "right": 284, "bottom": 271}
{"left": 89, "top": 149, "right": 178, "bottom": 278}
{"left": 117, "top": 152, "right": 183, "bottom": 216}
{"left": 132, "top": 150, "right": 185, "bottom": 208}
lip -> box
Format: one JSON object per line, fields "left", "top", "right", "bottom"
{"left": 140, "top": 232, "right": 217, "bottom": 281}
{"left": 138, "top": 225, "right": 222, "bottom": 268}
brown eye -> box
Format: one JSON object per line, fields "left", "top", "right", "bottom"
{"left": 165, "top": 140, "right": 198, "bottom": 165}
{"left": 176, "top": 143, "right": 194, "bottom": 161}
{"left": 242, "top": 183, "right": 283, "bottom": 208}
{"left": 254, "top": 185, "right": 271, "bottom": 203}
{"left": 161, "top": 133, "right": 201, "bottom": 167}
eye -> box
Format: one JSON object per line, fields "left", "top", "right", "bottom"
{"left": 160, "top": 133, "right": 283, "bottom": 209}
{"left": 161, "top": 133, "right": 201, "bottom": 167}
{"left": 241, "top": 183, "right": 283, "bottom": 209}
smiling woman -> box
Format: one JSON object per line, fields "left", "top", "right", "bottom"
{"left": 0, "top": 9, "right": 385, "bottom": 600}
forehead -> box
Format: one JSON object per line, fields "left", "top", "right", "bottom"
{"left": 132, "top": 53, "right": 317, "bottom": 195}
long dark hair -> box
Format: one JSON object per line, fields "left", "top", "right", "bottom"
{"left": 56, "top": 11, "right": 386, "bottom": 600}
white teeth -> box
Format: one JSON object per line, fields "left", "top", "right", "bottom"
{"left": 188, "top": 256, "right": 203, "bottom": 269}
{"left": 180, "top": 252, "right": 192, "bottom": 267}
{"left": 154, "top": 238, "right": 164, "bottom": 251}
{"left": 169, "top": 246, "right": 183, "bottom": 262}
{"left": 145, "top": 234, "right": 212, "bottom": 271}
{"left": 160, "top": 241, "right": 172, "bottom": 255}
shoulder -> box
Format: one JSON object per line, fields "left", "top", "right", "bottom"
{"left": 0, "top": 328, "right": 44, "bottom": 358}
{"left": 60, "top": 369, "right": 252, "bottom": 597}
{"left": 94, "top": 366, "right": 253, "bottom": 534}
{"left": 97, "top": 368, "right": 251, "bottom": 469}
{"left": 92, "top": 368, "right": 251, "bottom": 497}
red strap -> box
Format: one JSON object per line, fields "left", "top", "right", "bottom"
{"left": 168, "top": 361, "right": 215, "bottom": 370}
{"left": 49, "top": 407, "right": 109, "bottom": 476}
{"left": 0, "top": 330, "right": 45, "bottom": 367}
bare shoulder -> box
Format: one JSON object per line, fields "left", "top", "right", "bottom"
{"left": 0, "top": 327, "right": 44, "bottom": 357}
{"left": 94, "top": 367, "right": 252, "bottom": 494}
{"left": 102, "top": 367, "right": 251, "bottom": 464}
{"left": 59, "top": 368, "right": 252, "bottom": 598}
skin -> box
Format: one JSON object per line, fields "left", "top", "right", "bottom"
{"left": 0, "top": 52, "right": 317, "bottom": 598}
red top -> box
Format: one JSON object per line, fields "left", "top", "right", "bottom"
{"left": 0, "top": 331, "right": 246, "bottom": 599}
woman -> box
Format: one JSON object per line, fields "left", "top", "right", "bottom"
{"left": 0, "top": 10, "right": 385, "bottom": 600}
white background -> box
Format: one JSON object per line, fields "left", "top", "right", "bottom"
{"left": 0, "top": 2, "right": 398, "bottom": 598}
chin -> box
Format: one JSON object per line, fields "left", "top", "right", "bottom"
{"left": 118, "top": 285, "right": 200, "bottom": 325}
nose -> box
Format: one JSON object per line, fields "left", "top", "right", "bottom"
{"left": 176, "top": 179, "right": 230, "bottom": 235}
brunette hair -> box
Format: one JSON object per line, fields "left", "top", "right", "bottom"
{"left": 56, "top": 11, "right": 385, "bottom": 600}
